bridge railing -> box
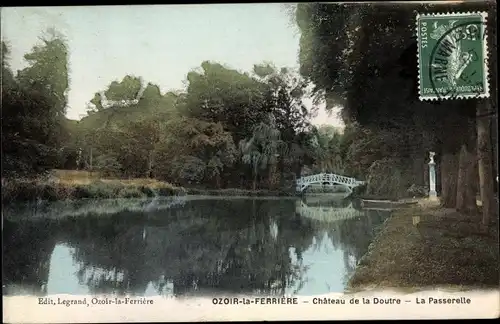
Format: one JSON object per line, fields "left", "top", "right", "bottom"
{"left": 296, "top": 173, "right": 363, "bottom": 185}
{"left": 296, "top": 173, "right": 365, "bottom": 192}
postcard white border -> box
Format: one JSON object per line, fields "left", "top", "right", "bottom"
{"left": 3, "top": 290, "right": 500, "bottom": 322}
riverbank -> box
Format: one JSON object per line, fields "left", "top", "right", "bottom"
{"left": 1, "top": 177, "right": 297, "bottom": 205}
{"left": 347, "top": 199, "right": 499, "bottom": 292}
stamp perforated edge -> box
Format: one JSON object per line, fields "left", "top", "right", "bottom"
{"left": 416, "top": 11, "right": 490, "bottom": 101}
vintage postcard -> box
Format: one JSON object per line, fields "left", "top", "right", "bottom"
{"left": 2, "top": 1, "right": 498, "bottom": 322}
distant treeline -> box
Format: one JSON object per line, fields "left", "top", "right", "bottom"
{"left": 1, "top": 32, "right": 348, "bottom": 192}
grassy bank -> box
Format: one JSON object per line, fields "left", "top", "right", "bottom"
{"left": 1, "top": 177, "right": 182, "bottom": 203}
{"left": 347, "top": 199, "right": 499, "bottom": 292}
{"left": 1, "top": 170, "right": 297, "bottom": 205}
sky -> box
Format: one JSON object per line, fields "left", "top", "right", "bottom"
{"left": 1, "top": 4, "right": 343, "bottom": 127}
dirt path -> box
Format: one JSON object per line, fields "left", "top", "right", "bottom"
{"left": 347, "top": 199, "right": 499, "bottom": 292}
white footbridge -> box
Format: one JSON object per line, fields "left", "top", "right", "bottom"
{"left": 296, "top": 173, "right": 365, "bottom": 193}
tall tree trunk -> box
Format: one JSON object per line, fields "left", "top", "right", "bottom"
{"left": 440, "top": 152, "right": 459, "bottom": 207}
{"left": 89, "top": 147, "right": 93, "bottom": 175}
{"left": 268, "top": 163, "right": 275, "bottom": 190}
{"left": 465, "top": 154, "right": 478, "bottom": 214}
{"left": 215, "top": 173, "right": 221, "bottom": 189}
{"left": 240, "top": 165, "right": 246, "bottom": 188}
{"left": 278, "top": 158, "right": 285, "bottom": 188}
{"left": 490, "top": 116, "right": 498, "bottom": 194}
{"left": 477, "top": 100, "right": 495, "bottom": 227}
{"left": 456, "top": 144, "right": 477, "bottom": 214}
{"left": 295, "top": 163, "right": 302, "bottom": 180}
{"left": 456, "top": 145, "right": 468, "bottom": 211}
{"left": 435, "top": 158, "right": 442, "bottom": 195}
{"left": 146, "top": 150, "right": 154, "bottom": 178}
{"left": 253, "top": 169, "right": 257, "bottom": 191}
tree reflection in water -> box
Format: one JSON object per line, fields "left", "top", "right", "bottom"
{"left": 297, "top": 201, "right": 389, "bottom": 287}
{"left": 3, "top": 197, "right": 390, "bottom": 297}
{"left": 3, "top": 219, "right": 56, "bottom": 296}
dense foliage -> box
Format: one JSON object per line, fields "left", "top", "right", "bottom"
{"left": 2, "top": 35, "right": 347, "bottom": 191}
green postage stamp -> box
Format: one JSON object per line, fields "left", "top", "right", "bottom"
{"left": 417, "top": 12, "right": 490, "bottom": 101}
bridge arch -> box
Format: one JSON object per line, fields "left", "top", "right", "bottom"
{"left": 295, "top": 200, "right": 364, "bottom": 222}
{"left": 296, "top": 173, "right": 364, "bottom": 193}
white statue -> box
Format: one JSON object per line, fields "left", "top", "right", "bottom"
{"left": 429, "top": 152, "right": 435, "bottom": 164}
{"left": 428, "top": 151, "right": 437, "bottom": 199}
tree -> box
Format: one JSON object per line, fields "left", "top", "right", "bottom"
{"left": 183, "top": 61, "right": 270, "bottom": 144}
{"left": 311, "top": 125, "right": 345, "bottom": 174}
{"left": 17, "top": 28, "right": 69, "bottom": 118}
{"left": 477, "top": 100, "right": 496, "bottom": 227}
{"left": 253, "top": 63, "right": 316, "bottom": 185}
{"left": 79, "top": 76, "right": 181, "bottom": 177}
{"left": 239, "top": 114, "right": 284, "bottom": 190}
{"left": 1, "top": 81, "right": 60, "bottom": 176}
{"left": 1, "top": 41, "right": 15, "bottom": 88}
{"left": 155, "top": 117, "right": 237, "bottom": 187}
{"left": 2, "top": 29, "right": 70, "bottom": 178}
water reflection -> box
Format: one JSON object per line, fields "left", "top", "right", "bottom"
{"left": 3, "top": 197, "right": 390, "bottom": 297}
{"left": 294, "top": 195, "right": 388, "bottom": 292}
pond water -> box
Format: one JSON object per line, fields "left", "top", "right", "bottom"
{"left": 3, "top": 195, "right": 391, "bottom": 297}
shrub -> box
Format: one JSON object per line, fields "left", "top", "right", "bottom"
{"left": 95, "top": 155, "right": 122, "bottom": 177}
{"left": 38, "top": 183, "right": 59, "bottom": 201}
{"left": 72, "top": 181, "right": 122, "bottom": 199}
{"left": 366, "top": 158, "right": 403, "bottom": 200}
{"left": 407, "top": 184, "right": 428, "bottom": 198}
{"left": 118, "top": 186, "right": 145, "bottom": 198}
{"left": 351, "top": 183, "right": 368, "bottom": 197}
{"left": 138, "top": 185, "right": 156, "bottom": 197}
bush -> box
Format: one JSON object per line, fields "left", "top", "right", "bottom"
{"left": 94, "top": 154, "right": 122, "bottom": 177}
{"left": 1, "top": 178, "right": 76, "bottom": 203}
{"left": 38, "top": 183, "right": 60, "bottom": 201}
{"left": 407, "top": 184, "right": 428, "bottom": 198}
{"left": 1, "top": 179, "right": 37, "bottom": 202}
{"left": 118, "top": 186, "right": 145, "bottom": 198}
{"left": 72, "top": 181, "right": 120, "bottom": 199}
{"left": 351, "top": 183, "right": 367, "bottom": 197}
{"left": 366, "top": 158, "right": 404, "bottom": 200}
{"left": 138, "top": 185, "right": 157, "bottom": 197}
